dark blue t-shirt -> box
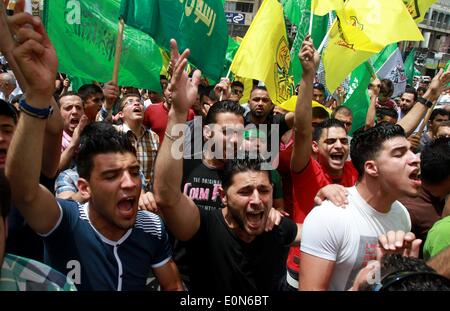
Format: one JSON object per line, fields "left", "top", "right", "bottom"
{"left": 42, "top": 199, "right": 172, "bottom": 291}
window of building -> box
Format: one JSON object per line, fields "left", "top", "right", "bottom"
{"left": 236, "top": 2, "right": 254, "bottom": 13}
{"left": 224, "top": 2, "right": 236, "bottom": 11}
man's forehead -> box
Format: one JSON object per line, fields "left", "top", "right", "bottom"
{"left": 214, "top": 112, "right": 244, "bottom": 126}
{"left": 335, "top": 112, "right": 352, "bottom": 120}
{"left": 380, "top": 136, "right": 408, "bottom": 151}
{"left": 61, "top": 95, "right": 82, "bottom": 105}
{"left": 232, "top": 170, "right": 271, "bottom": 185}
{"left": 250, "top": 89, "right": 269, "bottom": 98}
{"left": 320, "top": 127, "right": 347, "bottom": 139}
{"left": 0, "top": 115, "right": 16, "bottom": 126}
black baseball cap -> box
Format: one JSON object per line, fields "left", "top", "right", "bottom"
{"left": 0, "top": 99, "right": 18, "bottom": 124}
{"left": 313, "top": 82, "right": 326, "bottom": 92}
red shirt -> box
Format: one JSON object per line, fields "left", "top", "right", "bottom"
{"left": 287, "top": 158, "right": 359, "bottom": 273}
{"left": 143, "top": 103, "right": 194, "bottom": 143}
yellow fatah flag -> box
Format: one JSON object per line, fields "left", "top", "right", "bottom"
{"left": 336, "top": 0, "right": 423, "bottom": 53}
{"left": 402, "top": 0, "right": 437, "bottom": 23}
{"left": 323, "top": 21, "right": 374, "bottom": 93}
{"left": 312, "top": 0, "right": 344, "bottom": 16}
{"left": 230, "top": 0, "right": 293, "bottom": 106}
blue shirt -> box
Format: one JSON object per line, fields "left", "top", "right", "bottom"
{"left": 42, "top": 199, "right": 172, "bottom": 291}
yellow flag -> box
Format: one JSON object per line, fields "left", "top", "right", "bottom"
{"left": 230, "top": 0, "right": 293, "bottom": 105}
{"left": 234, "top": 76, "right": 253, "bottom": 105}
{"left": 336, "top": 0, "right": 423, "bottom": 53}
{"left": 402, "top": 0, "right": 437, "bottom": 23}
{"left": 312, "top": 0, "right": 344, "bottom": 16}
{"left": 159, "top": 48, "right": 170, "bottom": 77}
{"left": 323, "top": 21, "right": 374, "bottom": 93}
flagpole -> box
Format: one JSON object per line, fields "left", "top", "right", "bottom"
{"left": 112, "top": 18, "right": 125, "bottom": 84}
{"left": 308, "top": 5, "right": 313, "bottom": 35}
{"left": 416, "top": 101, "right": 437, "bottom": 140}
{"left": 317, "top": 20, "right": 335, "bottom": 54}
{"left": 366, "top": 59, "right": 378, "bottom": 80}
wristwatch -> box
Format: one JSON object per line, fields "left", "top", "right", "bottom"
{"left": 416, "top": 96, "right": 433, "bottom": 109}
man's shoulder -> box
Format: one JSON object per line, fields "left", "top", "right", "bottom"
{"left": 134, "top": 210, "right": 165, "bottom": 238}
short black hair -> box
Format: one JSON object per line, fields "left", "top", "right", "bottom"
{"left": 312, "top": 118, "right": 345, "bottom": 142}
{"left": 312, "top": 106, "right": 330, "bottom": 120}
{"left": 0, "top": 171, "right": 11, "bottom": 219}
{"left": 78, "top": 84, "right": 103, "bottom": 102}
{"left": 403, "top": 86, "right": 418, "bottom": 102}
{"left": 377, "top": 107, "right": 398, "bottom": 121}
{"left": 430, "top": 108, "right": 450, "bottom": 123}
{"left": 420, "top": 137, "right": 450, "bottom": 185}
{"left": 313, "top": 82, "right": 325, "bottom": 92}
{"left": 119, "top": 93, "right": 142, "bottom": 111}
{"left": 231, "top": 81, "right": 244, "bottom": 89}
{"left": 361, "top": 253, "right": 450, "bottom": 291}
{"left": 351, "top": 123, "right": 405, "bottom": 180}
{"left": 0, "top": 99, "right": 18, "bottom": 124}
{"left": 76, "top": 122, "right": 136, "bottom": 180}
{"left": 204, "top": 100, "right": 245, "bottom": 125}
{"left": 250, "top": 85, "right": 268, "bottom": 95}
{"left": 219, "top": 156, "right": 271, "bottom": 191}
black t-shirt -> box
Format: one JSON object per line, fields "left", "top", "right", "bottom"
{"left": 182, "top": 158, "right": 223, "bottom": 210}
{"left": 186, "top": 208, "right": 297, "bottom": 292}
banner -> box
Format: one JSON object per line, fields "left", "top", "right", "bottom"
{"left": 373, "top": 45, "right": 407, "bottom": 97}
{"left": 120, "top": 0, "right": 228, "bottom": 81}
{"left": 44, "top": 0, "right": 162, "bottom": 91}
{"left": 230, "top": 0, "right": 293, "bottom": 105}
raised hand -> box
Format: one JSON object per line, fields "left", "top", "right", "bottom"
{"left": 168, "top": 39, "right": 201, "bottom": 115}
{"left": 426, "top": 68, "right": 450, "bottom": 102}
{"left": 298, "top": 35, "right": 320, "bottom": 77}
{"left": 10, "top": 13, "right": 58, "bottom": 105}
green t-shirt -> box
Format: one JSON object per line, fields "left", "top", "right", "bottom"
{"left": 270, "top": 170, "right": 283, "bottom": 200}
{"left": 423, "top": 216, "right": 450, "bottom": 260}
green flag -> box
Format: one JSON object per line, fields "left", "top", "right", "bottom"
{"left": 222, "top": 37, "right": 240, "bottom": 77}
{"left": 404, "top": 48, "right": 416, "bottom": 85}
{"left": 120, "top": 0, "right": 228, "bottom": 81}
{"left": 44, "top": 0, "right": 162, "bottom": 91}
{"left": 283, "top": 0, "right": 329, "bottom": 84}
{"left": 344, "top": 62, "right": 372, "bottom": 135}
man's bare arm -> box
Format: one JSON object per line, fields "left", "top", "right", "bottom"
{"left": 153, "top": 39, "right": 201, "bottom": 241}
{"left": 299, "top": 252, "right": 335, "bottom": 291}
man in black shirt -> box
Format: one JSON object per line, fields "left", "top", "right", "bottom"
{"left": 155, "top": 40, "right": 301, "bottom": 292}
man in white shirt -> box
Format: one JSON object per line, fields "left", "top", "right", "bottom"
{"left": 299, "top": 123, "right": 424, "bottom": 291}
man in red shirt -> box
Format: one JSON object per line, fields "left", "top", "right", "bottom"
{"left": 286, "top": 37, "right": 359, "bottom": 289}
{"left": 143, "top": 84, "right": 194, "bottom": 142}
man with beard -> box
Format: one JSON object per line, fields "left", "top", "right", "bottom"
{"left": 154, "top": 39, "right": 301, "bottom": 291}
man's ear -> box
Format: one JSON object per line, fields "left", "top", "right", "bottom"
{"left": 203, "top": 125, "right": 213, "bottom": 140}
{"left": 77, "top": 178, "right": 92, "bottom": 201}
{"left": 312, "top": 140, "right": 319, "bottom": 154}
{"left": 364, "top": 160, "right": 379, "bottom": 178}
{"left": 219, "top": 186, "right": 227, "bottom": 207}
{"left": 117, "top": 111, "right": 124, "bottom": 121}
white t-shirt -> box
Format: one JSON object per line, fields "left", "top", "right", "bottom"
{"left": 300, "top": 186, "right": 411, "bottom": 291}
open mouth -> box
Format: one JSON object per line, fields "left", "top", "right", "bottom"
{"left": 132, "top": 107, "right": 142, "bottom": 113}
{"left": 330, "top": 153, "right": 344, "bottom": 162}
{"left": 408, "top": 169, "right": 422, "bottom": 186}
{"left": 117, "top": 196, "right": 136, "bottom": 218}
{"left": 246, "top": 210, "right": 264, "bottom": 229}
{"left": 70, "top": 118, "right": 80, "bottom": 126}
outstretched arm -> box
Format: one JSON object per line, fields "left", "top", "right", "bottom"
{"left": 4, "top": 13, "right": 60, "bottom": 234}
{"left": 291, "top": 36, "right": 319, "bottom": 173}
{"left": 153, "top": 39, "right": 201, "bottom": 241}
{"left": 398, "top": 68, "right": 450, "bottom": 136}
{"left": 364, "top": 78, "right": 380, "bottom": 129}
